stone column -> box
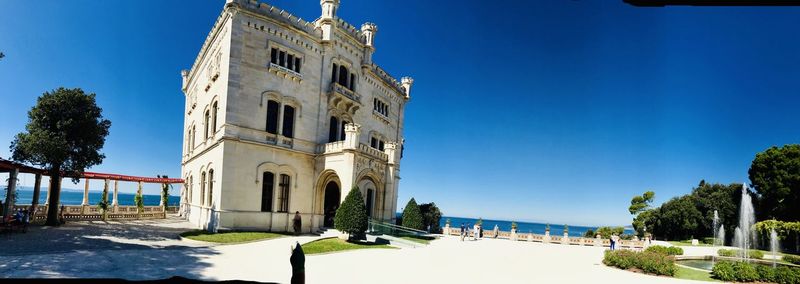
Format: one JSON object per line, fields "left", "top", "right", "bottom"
{"left": 562, "top": 232, "right": 570, "bottom": 245}
{"left": 102, "top": 179, "right": 109, "bottom": 219}
{"left": 82, "top": 178, "right": 90, "bottom": 205}
{"left": 45, "top": 177, "right": 51, "bottom": 205}
{"left": 31, "top": 173, "right": 42, "bottom": 210}
{"left": 3, "top": 168, "right": 19, "bottom": 217}
{"left": 511, "top": 229, "right": 518, "bottom": 241}
{"left": 112, "top": 180, "right": 119, "bottom": 212}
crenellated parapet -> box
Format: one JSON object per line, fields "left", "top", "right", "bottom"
{"left": 233, "top": 0, "right": 321, "bottom": 37}
{"left": 366, "top": 63, "right": 408, "bottom": 97}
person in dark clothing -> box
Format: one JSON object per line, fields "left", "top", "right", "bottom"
{"left": 293, "top": 211, "right": 302, "bottom": 235}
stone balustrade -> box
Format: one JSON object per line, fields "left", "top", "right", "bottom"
{"left": 443, "top": 227, "right": 645, "bottom": 249}
{"left": 358, "top": 143, "right": 388, "bottom": 160}
{"left": 7, "top": 204, "right": 169, "bottom": 222}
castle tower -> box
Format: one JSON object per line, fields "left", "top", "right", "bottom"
{"left": 361, "top": 23, "right": 377, "bottom": 64}
{"left": 319, "top": 0, "right": 340, "bottom": 41}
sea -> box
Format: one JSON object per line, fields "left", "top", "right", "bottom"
{"left": 438, "top": 216, "right": 634, "bottom": 237}
{"left": 2, "top": 186, "right": 180, "bottom": 206}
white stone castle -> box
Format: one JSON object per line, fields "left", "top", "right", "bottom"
{"left": 179, "top": 0, "right": 412, "bottom": 233}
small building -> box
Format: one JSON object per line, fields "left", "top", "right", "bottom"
{"left": 180, "top": 0, "right": 413, "bottom": 232}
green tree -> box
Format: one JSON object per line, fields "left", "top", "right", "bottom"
{"left": 749, "top": 144, "right": 800, "bottom": 221}
{"left": 401, "top": 198, "right": 424, "bottom": 230}
{"left": 652, "top": 195, "right": 704, "bottom": 240}
{"left": 630, "top": 191, "right": 655, "bottom": 237}
{"left": 596, "top": 226, "right": 625, "bottom": 238}
{"left": 691, "top": 181, "right": 741, "bottom": 244}
{"left": 419, "top": 202, "right": 442, "bottom": 233}
{"left": 334, "top": 186, "right": 368, "bottom": 239}
{"left": 10, "top": 88, "right": 111, "bottom": 226}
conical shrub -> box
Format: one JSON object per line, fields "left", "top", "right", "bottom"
{"left": 334, "top": 186, "right": 368, "bottom": 239}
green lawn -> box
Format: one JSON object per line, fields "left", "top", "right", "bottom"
{"left": 399, "top": 235, "right": 437, "bottom": 244}
{"left": 180, "top": 230, "right": 286, "bottom": 243}
{"left": 674, "top": 265, "right": 719, "bottom": 282}
{"left": 301, "top": 237, "right": 396, "bottom": 255}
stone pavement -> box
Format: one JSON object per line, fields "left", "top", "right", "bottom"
{"left": 0, "top": 218, "right": 712, "bottom": 283}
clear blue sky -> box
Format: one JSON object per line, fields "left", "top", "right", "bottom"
{"left": 1, "top": 1, "right": 798, "bottom": 227}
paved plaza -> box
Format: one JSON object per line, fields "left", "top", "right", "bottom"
{"left": 0, "top": 218, "right": 708, "bottom": 283}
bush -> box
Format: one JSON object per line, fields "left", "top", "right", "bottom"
{"left": 645, "top": 245, "right": 684, "bottom": 256}
{"left": 732, "top": 261, "right": 760, "bottom": 282}
{"left": 712, "top": 261, "right": 736, "bottom": 282}
{"left": 401, "top": 198, "right": 424, "bottom": 230}
{"left": 702, "top": 237, "right": 715, "bottom": 244}
{"left": 783, "top": 255, "right": 800, "bottom": 265}
{"left": 775, "top": 266, "right": 800, "bottom": 284}
{"left": 334, "top": 186, "right": 368, "bottom": 239}
{"left": 717, "top": 249, "right": 764, "bottom": 259}
{"left": 603, "top": 250, "right": 675, "bottom": 276}
{"left": 584, "top": 229, "right": 596, "bottom": 238}
{"left": 756, "top": 264, "right": 776, "bottom": 283}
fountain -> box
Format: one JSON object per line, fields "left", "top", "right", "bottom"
{"left": 712, "top": 210, "right": 720, "bottom": 245}
{"left": 717, "top": 225, "right": 725, "bottom": 247}
{"left": 733, "top": 184, "right": 757, "bottom": 261}
{"left": 771, "top": 229, "right": 780, "bottom": 268}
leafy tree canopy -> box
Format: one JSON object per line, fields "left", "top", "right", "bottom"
{"left": 419, "top": 202, "right": 442, "bottom": 233}
{"left": 749, "top": 144, "right": 800, "bottom": 221}
{"left": 629, "top": 191, "right": 655, "bottom": 215}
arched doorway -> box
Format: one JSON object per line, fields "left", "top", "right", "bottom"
{"left": 323, "top": 181, "right": 340, "bottom": 227}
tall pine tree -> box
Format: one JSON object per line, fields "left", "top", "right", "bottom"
{"left": 402, "top": 198, "right": 424, "bottom": 230}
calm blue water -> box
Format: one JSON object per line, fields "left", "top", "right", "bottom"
{"left": 2, "top": 186, "right": 180, "bottom": 206}
{"left": 439, "top": 216, "right": 634, "bottom": 237}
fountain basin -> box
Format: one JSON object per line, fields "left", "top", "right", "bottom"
{"left": 674, "top": 255, "right": 800, "bottom": 272}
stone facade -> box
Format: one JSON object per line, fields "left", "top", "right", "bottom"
{"left": 179, "top": 0, "right": 412, "bottom": 232}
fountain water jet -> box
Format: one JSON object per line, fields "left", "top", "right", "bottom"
{"left": 771, "top": 229, "right": 780, "bottom": 268}
{"left": 736, "top": 184, "right": 757, "bottom": 261}
{"left": 712, "top": 210, "right": 720, "bottom": 245}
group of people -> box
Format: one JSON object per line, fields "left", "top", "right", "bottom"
{"left": 459, "top": 223, "right": 483, "bottom": 241}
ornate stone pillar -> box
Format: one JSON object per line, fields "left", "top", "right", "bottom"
{"left": 3, "top": 168, "right": 19, "bottom": 217}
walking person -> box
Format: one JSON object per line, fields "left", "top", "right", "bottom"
{"left": 293, "top": 211, "right": 302, "bottom": 236}
{"left": 610, "top": 233, "right": 618, "bottom": 250}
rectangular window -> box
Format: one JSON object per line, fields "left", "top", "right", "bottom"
{"left": 266, "top": 100, "right": 279, "bottom": 134}
{"left": 261, "top": 172, "right": 274, "bottom": 212}
{"left": 287, "top": 54, "right": 294, "bottom": 70}
{"left": 294, "top": 57, "right": 301, "bottom": 73}
{"left": 278, "top": 174, "right": 290, "bottom": 213}
{"left": 379, "top": 141, "right": 385, "bottom": 151}
{"left": 279, "top": 50, "right": 286, "bottom": 67}
{"left": 340, "top": 121, "right": 348, "bottom": 141}
{"left": 329, "top": 116, "right": 339, "bottom": 143}
{"left": 332, "top": 63, "right": 338, "bottom": 83}
{"left": 282, "top": 105, "right": 295, "bottom": 138}
{"left": 270, "top": 48, "right": 278, "bottom": 64}
{"left": 350, "top": 74, "right": 356, "bottom": 91}
{"left": 371, "top": 137, "right": 377, "bottom": 148}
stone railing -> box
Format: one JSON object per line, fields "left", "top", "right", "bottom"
{"left": 317, "top": 141, "right": 345, "bottom": 154}
{"left": 330, "top": 82, "right": 360, "bottom": 103}
{"left": 358, "top": 143, "right": 388, "bottom": 160}
{"left": 5, "top": 204, "right": 168, "bottom": 222}
{"left": 443, "top": 226, "right": 645, "bottom": 249}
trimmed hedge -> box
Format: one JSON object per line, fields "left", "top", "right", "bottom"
{"left": 603, "top": 250, "right": 676, "bottom": 276}
{"left": 783, "top": 255, "right": 800, "bottom": 265}
{"left": 718, "top": 249, "right": 764, "bottom": 259}
{"left": 645, "top": 245, "right": 684, "bottom": 256}
{"left": 713, "top": 261, "right": 800, "bottom": 284}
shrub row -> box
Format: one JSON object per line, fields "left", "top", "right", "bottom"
{"left": 784, "top": 255, "right": 800, "bottom": 265}
{"left": 603, "top": 250, "right": 676, "bottom": 276}
{"left": 718, "top": 249, "right": 764, "bottom": 259}
{"left": 645, "top": 245, "right": 684, "bottom": 256}
{"left": 713, "top": 261, "right": 800, "bottom": 283}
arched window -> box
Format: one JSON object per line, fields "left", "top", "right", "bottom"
{"left": 204, "top": 110, "right": 210, "bottom": 140}
{"left": 350, "top": 73, "right": 356, "bottom": 91}
{"left": 211, "top": 101, "right": 218, "bottom": 135}
{"left": 282, "top": 105, "right": 295, "bottom": 138}
{"left": 266, "top": 100, "right": 279, "bottom": 134}
{"left": 340, "top": 120, "right": 348, "bottom": 141}
{"left": 328, "top": 116, "right": 339, "bottom": 143}
{"left": 261, "top": 171, "right": 274, "bottom": 212}
{"left": 207, "top": 169, "right": 214, "bottom": 207}
{"left": 332, "top": 63, "right": 338, "bottom": 83}
{"left": 277, "top": 174, "right": 290, "bottom": 213}
{"left": 191, "top": 125, "right": 196, "bottom": 150}
{"left": 338, "top": 65, "right": 348, "bottom": 86}
{"left": 200, "top": 171, "right": 206, "bottom": 207}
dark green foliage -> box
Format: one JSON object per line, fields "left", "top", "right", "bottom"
{"left": 629, "top": 191, "right": 655, "bottom": 215}
{"left": 712, "top": 261, "right": 736, "bottom": 281}
{"left": 335, "top": 186, "right": 368, "bottom": 239}
{"left": 775, "top": 266, "right": 800, "bottom": 284}
{"left": 563, "top": 224, "right": 569, "bottom": 234}
{"left": 690, "top": 181, "right": 741, "bottom": 245}
{"left": 134, "top": 193, "right": 144, "bottom": 213}
{"left": 749, "top": 144, "right": 800, "bottom": 221}
{"left": 702, "top": 237, "right": 715, "bottom": 244}
{"left": 749, "top": 250, "right": 765, "bottom": 259}
{"left": 10, "top": 88, "right": 111, "bottom": 226}
{"left": 596, "top": 226, "right": 625, "bottom": 238}
{"left": 419, "top": 202, "right": 442, "bottom": 233}
{"left": 783, "top": 255, "right": 800, "bottom": 265}
{"left": 757, "top": 265, "right": 777, "bottom": 283}
{"left": 603, "top": 250, "right": 676, "bottom": 276}
{"left": 645, "top": 245, "right": 683, "bottom": 256}
{"left": 718, "top": 249, "right": 737, "bottom": 257}
{"left": 401, "top": 198, "right": 423, "bottom": 230}
{"left": 158, "top": 175, "right": 171, "bottom": 211}
{"left": 718, "top": 249, "right": 764, "bottom": 259}
{"left": 584, "top": 229, "right": 595, "bottom": 238}
{"left": 511, "top": 222, "right": 518, "bottom": 230}
{"left": 733, "top": 261, "right": 760, "bottom": 282}
{"left": 97, "top": 184, "right": 109, "bottom": 219}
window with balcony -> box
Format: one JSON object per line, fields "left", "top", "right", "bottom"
{"left": 373, "top": 98, "right": 388, "bottom": 117}
{"left": 332, "top": 63, "right": 356, "bottom": 92}
{"left": 270, "top": 47, "right": 302, "bottom": 73}
{"left": 282, "top": 105, "right": 295, "bottom": 138}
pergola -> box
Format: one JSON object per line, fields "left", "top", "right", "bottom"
{"left": 1, "top": 158, "right": 184, "bottom": 217}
